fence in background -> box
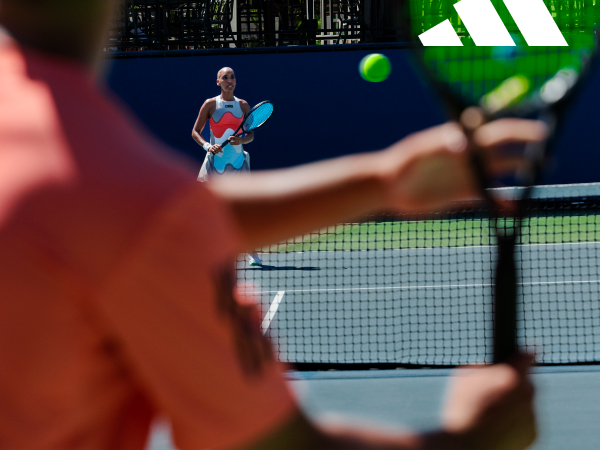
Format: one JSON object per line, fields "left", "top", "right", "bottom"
{"left": 106, "top": 0, "right": 404, "bottom": 51}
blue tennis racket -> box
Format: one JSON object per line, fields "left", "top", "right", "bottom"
{"left": 213, "top": 101, "right": 274, "bottom": 174}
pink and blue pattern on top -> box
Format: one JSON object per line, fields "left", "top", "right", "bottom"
{"left": 209, "top": 96, "right": 246, "bottom": 173}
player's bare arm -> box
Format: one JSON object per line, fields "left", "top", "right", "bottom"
{"left": 209, "top": 119, "right": 547, "bottom": 252}
{"left": 192, "top": 98, "right": 221, "bottom": 153}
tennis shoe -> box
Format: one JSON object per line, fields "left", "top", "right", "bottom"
{"left": 247, "top": 253, "right": 262, "bottom": 266}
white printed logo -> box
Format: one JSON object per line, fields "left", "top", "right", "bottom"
{"left": 419, "top": 0, "right": 568, "bottom": 47}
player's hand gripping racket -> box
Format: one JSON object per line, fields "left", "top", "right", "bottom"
{"left": 220, "top": 100, "right": 274, "bottom": 150}
{"left": 406, "top": 0, "right": 599, "bottom": 363}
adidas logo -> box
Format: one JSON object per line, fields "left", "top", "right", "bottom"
{"left": 419, "top": 0, "right": 568, "bottom": 47}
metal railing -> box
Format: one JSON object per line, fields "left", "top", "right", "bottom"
{"left": 105, "top": 0, "right": 403, "bottom": 52}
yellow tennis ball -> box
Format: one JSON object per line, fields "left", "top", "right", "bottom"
{"left": 359, "top": 54, "right": 391, "bottom": 82}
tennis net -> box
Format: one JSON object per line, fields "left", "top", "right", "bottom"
{"left": 236, "top": 183, "right": 600, "bottom": 369}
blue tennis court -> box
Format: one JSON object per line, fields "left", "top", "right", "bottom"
{"left": 147, "top": 366, "right": 600, "bottom": 450}
{"left": 244, "top": 241, "right": 600, "bottom": 366}
{"left": 292, "top": 366, "right": 600, "bottom": 450}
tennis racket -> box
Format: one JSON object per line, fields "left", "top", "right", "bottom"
{"left": 220, "top": 100, "right": 274, "bottom": 150}
{"left": 406, "top": 0, "right": 600, "bottom": 364}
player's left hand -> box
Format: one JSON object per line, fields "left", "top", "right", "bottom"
{"left": 380, "top": 119, "right": 548, "bottom": 213}
{"left": 228, "top": 136, "right": 242, "bottom": 146}
{"left": 442, "top": 353, "right": 537, "bottom": 450}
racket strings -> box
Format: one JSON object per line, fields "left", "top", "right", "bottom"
{"left": 416, "top": 0, "right": 598, "bottom": 113}
{"left": 243, "top": 103, "right": 274, "bottom": 133}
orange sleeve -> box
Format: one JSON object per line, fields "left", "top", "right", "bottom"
{"left": 96, "top": 183, "right": 297, "bottom": 450}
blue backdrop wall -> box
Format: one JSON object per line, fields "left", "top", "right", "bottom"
{"left": 106, "top": 48, "right": 600, "bottom": 184}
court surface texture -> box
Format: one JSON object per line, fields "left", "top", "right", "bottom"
{"left": 239, "top": 243, "right": 600, "bottom": 367}
{"left": 147, "top": 365, "right": 600, "bottom": 450}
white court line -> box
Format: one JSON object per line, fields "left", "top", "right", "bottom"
{"left": 290, "top": 242, "right": 600, "bottom": 254}
{"left": 261, "top": 291, "right": 285, "bottom": 334}
{"left": 255, "top": 279, "right": 600, "bottom": 295}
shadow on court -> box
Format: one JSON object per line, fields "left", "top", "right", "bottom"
{"left": 240, "top": 265, "right": 321, "bottom": 271}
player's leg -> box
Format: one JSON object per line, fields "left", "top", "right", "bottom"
{"left": 202, "top": 152, "right": 261, "bottom": 265}
{"left": 239, "top": 152, "right": 262, "bottom": 266}
{"left": 247, "top": 253, "right": 262, "bottom": 266}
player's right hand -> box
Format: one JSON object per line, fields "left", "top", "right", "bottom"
{"left": 210, "top": 144, "right": 223, "bottom": 154}
{"left": 380, "top": 120, "right": 547, "bottom": 214}
{"left": 442, "top": 353, "right": 536, "bottom": 450}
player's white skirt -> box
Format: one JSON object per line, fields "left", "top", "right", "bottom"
{"left": 198, "top": 151, "right": 251, "bottom": 182}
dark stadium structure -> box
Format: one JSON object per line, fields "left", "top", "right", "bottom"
{"left": 106, "top": 0, "right": 404, "bottom": 51}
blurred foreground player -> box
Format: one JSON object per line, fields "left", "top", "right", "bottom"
{"left": 0, "top": 0, "right": 545, "bottom": 449}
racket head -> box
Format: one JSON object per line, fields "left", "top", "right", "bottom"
{"left": 406, "top": 0, "right": 600, "bottom": 120}
{"left": 242, "top": 101, "right": 274, "bottom": 133}
{"left": 405, "top": 1, "right": 600, "bottom": 365}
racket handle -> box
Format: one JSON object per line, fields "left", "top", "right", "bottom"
{"left": 221, "top": 133, "right": 242, "bottom": 150}
{"left": 469, "top": 150, "right": 496, "bottom": 206}
{"left": 493, "top": 235, "right": 518, "bottom": 363}
{"left": 461, "top": 108, "right": 497, "bottom": 207}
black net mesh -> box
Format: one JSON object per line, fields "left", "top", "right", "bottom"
{"left": 237, "top": 184, "right": 600, "bottom": 369}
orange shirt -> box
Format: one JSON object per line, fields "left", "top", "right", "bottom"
{"left": 0, "top": 36, "right": 295, "bottom": 449}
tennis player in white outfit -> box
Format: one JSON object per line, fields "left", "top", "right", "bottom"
{"left": 192, "top": 67, "right": 262, "bottom": 266}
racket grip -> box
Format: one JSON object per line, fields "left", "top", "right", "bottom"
{"left": 469, "top": 150, "right": 496, "bottom": 207}
{"left": 221, "top": 133, "right": 241, "bottom": 150}
{"left": 493, "top": 235, "right": 518, "bottom": 364}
